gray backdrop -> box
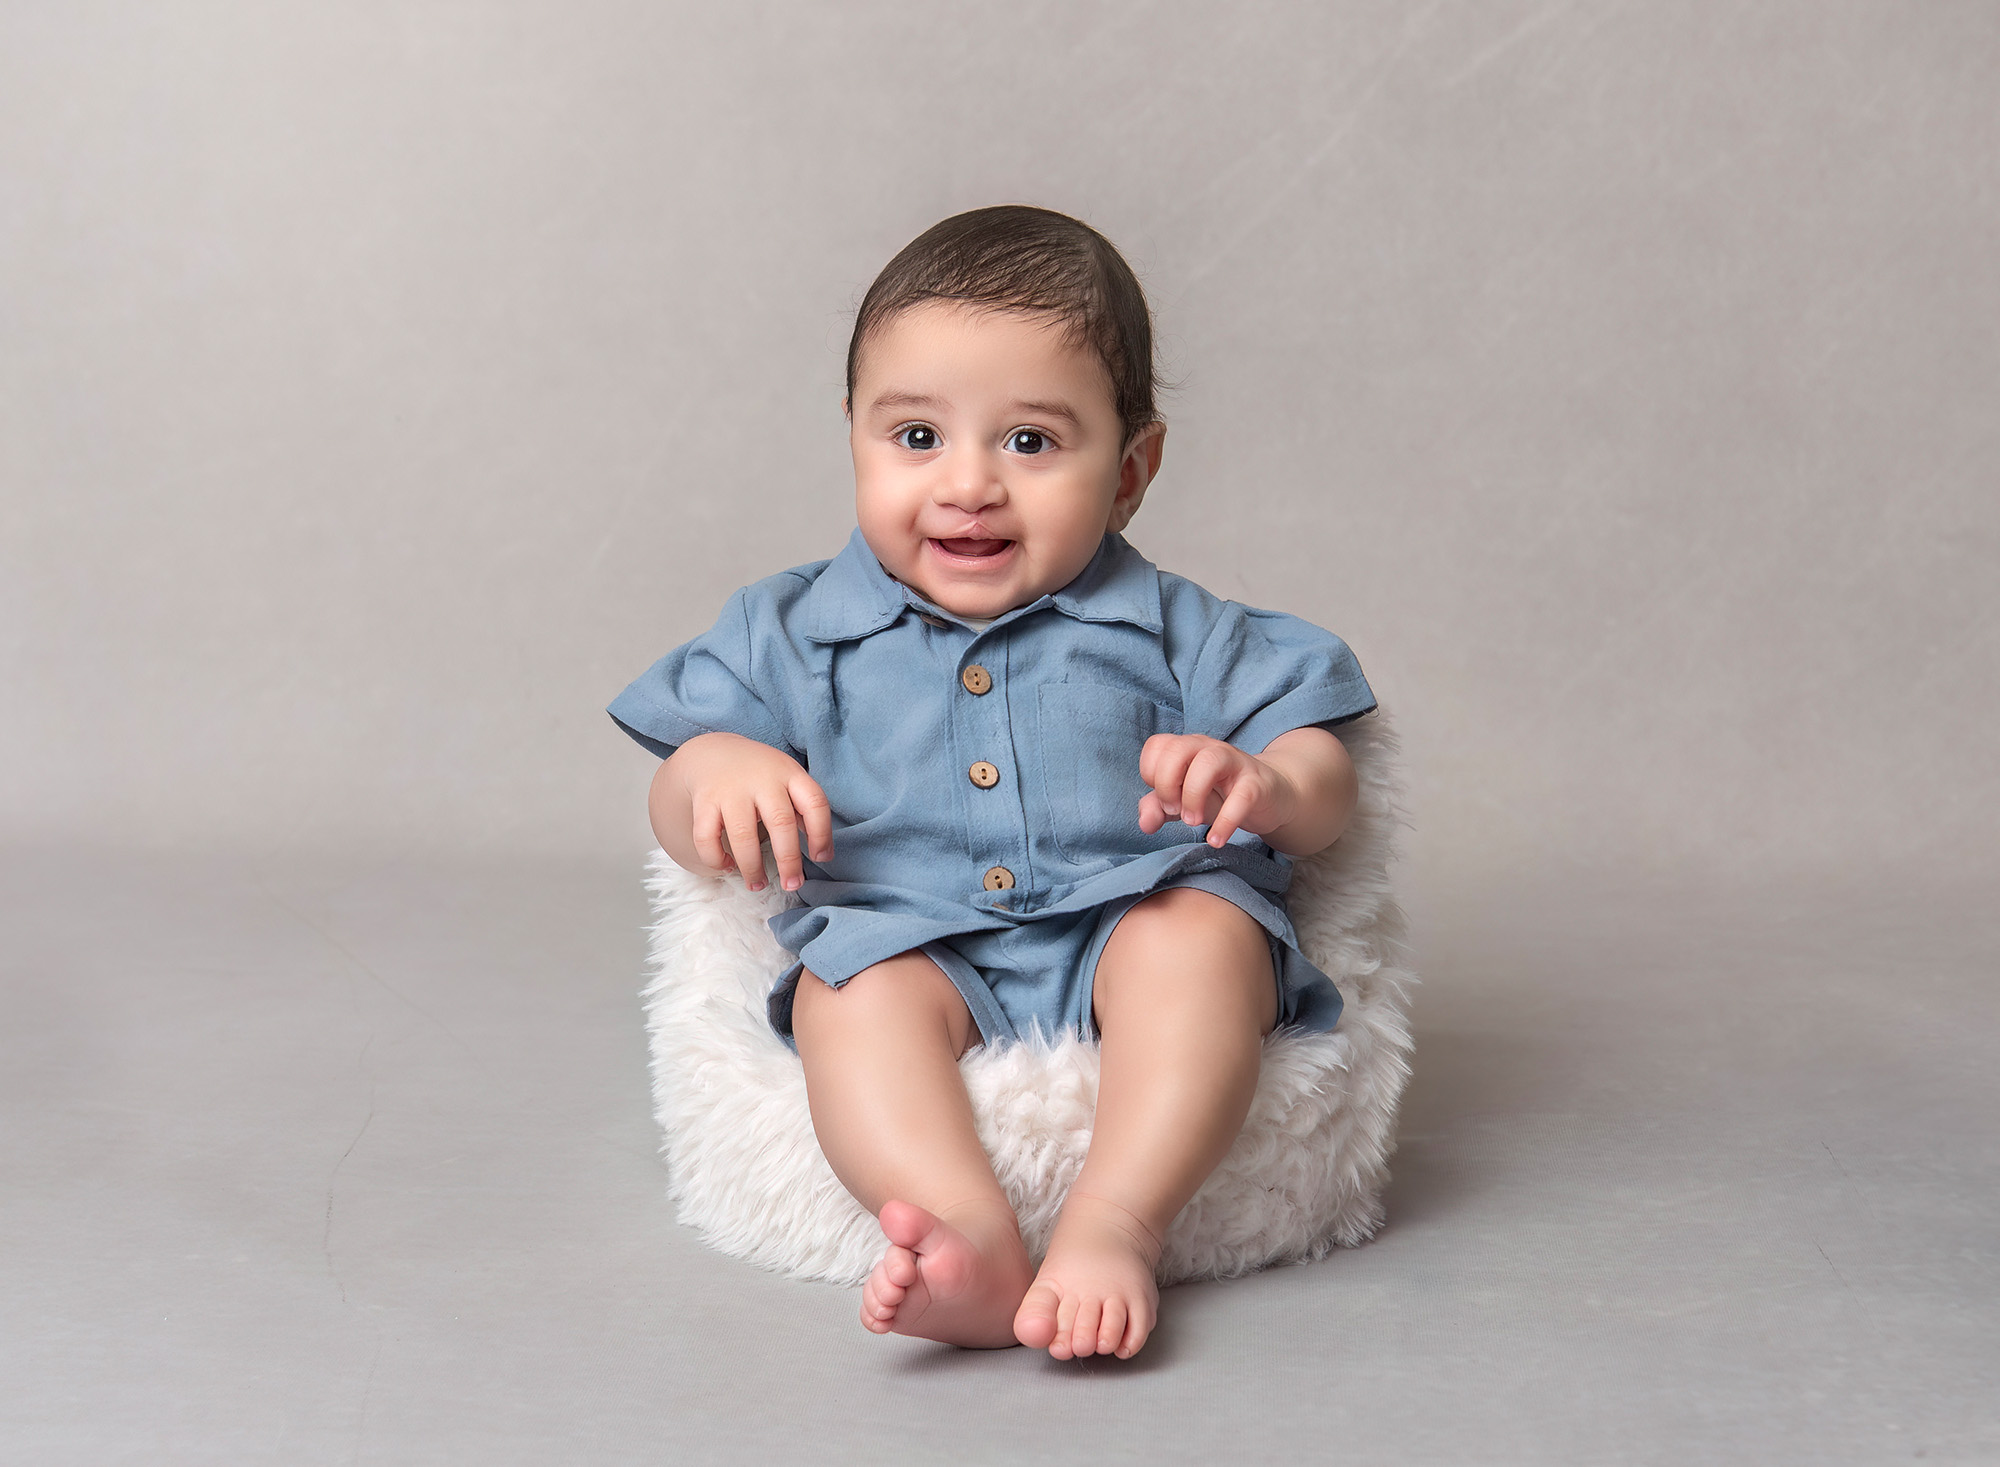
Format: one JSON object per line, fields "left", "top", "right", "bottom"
{"left": 7, "top": 0, "right": 1994, "bottom": 883}
{"left": 4, "top": 3, "right": 1995, "bottom": 1463}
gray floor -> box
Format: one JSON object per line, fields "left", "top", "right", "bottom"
{"left": 5, "top": 846, "right": 1994, "bottom": 1465}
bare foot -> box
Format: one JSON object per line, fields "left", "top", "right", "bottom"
{"left": 1014, "top": 1193, "right": 1164, "bottom": 1360}
{"left": 860, "top": 1198, "right": 1035, "bottom": 1348}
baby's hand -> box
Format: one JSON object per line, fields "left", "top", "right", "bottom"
{"left": 1137, "top": 734, "right": 1300, "bottom": 849}
{"left": 661, "top": 732, "right": 833, "bottom": 893}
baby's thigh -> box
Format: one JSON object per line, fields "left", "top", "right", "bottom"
{"left": 790, "top": 949, "right": 980, "bottom": 1060}
{"left": 1090, "top": 887, "right": 1279, "bottom": 1037}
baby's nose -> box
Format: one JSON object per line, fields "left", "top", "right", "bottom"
{"left": 936, "top": 455, "right": 1008, "bottom": 509}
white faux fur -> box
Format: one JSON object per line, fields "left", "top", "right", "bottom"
{"left": 641, "top": 713, "right": 1415, "bottom": 1286}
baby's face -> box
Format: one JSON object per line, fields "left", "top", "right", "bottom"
{"left": 848, "top": 302, "right": 1163, "bottom": 620}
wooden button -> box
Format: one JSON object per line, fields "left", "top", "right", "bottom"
{"left": 960, "top": 664, "right": 992, "bottom": 695}
{"left": 917, "top": 613, "right": 949, "bottom": 629}
{"left": 968, "top": 760, "right": 1000, "bottom": 789}
{"left": 983, "top": 866, "right": 1015, "bottom": 891}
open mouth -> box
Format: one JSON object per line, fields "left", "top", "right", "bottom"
{"left": 933, "top": 537, "right": 1013, "bottom": 559}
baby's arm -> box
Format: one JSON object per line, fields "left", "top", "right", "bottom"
{"left": 1136, "top": 726, "right": 1358, "bottom": 859}
{"left": 649, "top": 732, "right": 833, "bottom": 892}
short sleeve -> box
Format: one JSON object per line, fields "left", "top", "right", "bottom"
{"left": 1184, "top": 603, "right": 1376, "bottom": 754}
{"left": 606, "top": 587, "right": 800, "bottom": 761}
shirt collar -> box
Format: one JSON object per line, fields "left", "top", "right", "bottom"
{"left": 802, "top": 527, "right": 1164, "bottom": 644}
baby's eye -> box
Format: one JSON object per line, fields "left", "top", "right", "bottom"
{"left": 895, "top": 424, "right": 940, "bottom": 452}
{"left": 1005, "top": 429, "right": 1049, "bottom": 455}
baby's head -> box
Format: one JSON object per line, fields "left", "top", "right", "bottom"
{"left": 844, "top": 206, "right": 1166, "bottom": 621}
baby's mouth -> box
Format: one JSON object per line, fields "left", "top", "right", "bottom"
{"left": 934, "top": 537, "right": 1012, "bottom": 559}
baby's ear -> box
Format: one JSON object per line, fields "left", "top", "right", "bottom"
{"left": 840, "top": 396, "right": 851, "bottom": 419}
{"left": 1132, "top": 420, "right": 1166, "bottom": 477}
{"left": 1108, "top": 421, "right": 1166, "bottom": 531}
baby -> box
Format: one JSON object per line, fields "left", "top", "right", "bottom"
{"left": 610, "top": 206, "right": 1374, "bottom": 1360}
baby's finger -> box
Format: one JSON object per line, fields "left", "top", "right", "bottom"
{"left": 1136, "top": 790, "right": 1169, "bottom": 835}
{"left": 690, "top": 804, "right": 734, "bottom": 874}
{"left": 1136, "top": 735, "right": 1192, "bottom": 803}
{"left": 1141, "top": 736, "right": 1202, "bottom": 815}
{"left": 1137, "top": 732, "right": 1181, "bottom": 788}
{"left": 1177, "top": 747, "right": 1237, "bottom": 830}
{"left": 757, "top": 789, "right": 805, "bottom": 891}
{"left": 1205, "top": 780, "right": 1260, "bottom": 847}
{"left": 789, "top": 774, "right": 835, "bottom": 863}
{"left": 720, "top": 799, "right": 767, "bottom": 891}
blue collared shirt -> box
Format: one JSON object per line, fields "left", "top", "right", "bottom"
{"left": 609, "top": 528, "right": 1375, "bottom": 1020}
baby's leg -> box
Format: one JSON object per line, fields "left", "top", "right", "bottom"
{"left": 791, "top": 951, "right": 1034, "bottom": 1347}
{"left": 1014, "top": 887, "right": 1277, "bottom": 1360}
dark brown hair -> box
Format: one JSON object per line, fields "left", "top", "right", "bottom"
{"left": 845, "top": 205, "right": 1159, "bottom": 441}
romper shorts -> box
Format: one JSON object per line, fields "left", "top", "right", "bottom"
{"left": 767, "top": 867, "right": 1341, "bottom": 1049}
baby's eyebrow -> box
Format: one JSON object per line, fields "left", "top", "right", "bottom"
{"left": 867, "top": 391, "right": 948, "bottom": 416}
{"left": 1009, "top": 398, "right": 1082, "bottom": 428}
{"left": 864, "top": 391, "right": 1083, "bottom": 429}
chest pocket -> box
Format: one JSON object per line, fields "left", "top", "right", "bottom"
{"left": 1035, "top": 682, "right": 1188, "bottom": 866}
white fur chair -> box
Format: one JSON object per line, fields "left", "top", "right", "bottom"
{"left": 640, "top": 713, "right": 1414, "bottom": 1285}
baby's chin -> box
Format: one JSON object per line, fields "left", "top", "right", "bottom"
{"left": 912, "top": 541, "right": 1037, "bottom": 619}
{"left": 885, "top": 572, "right": 1018, "bottom": 621}
{"left": 928, "top": 590, "right": 1025, "bottom": 619}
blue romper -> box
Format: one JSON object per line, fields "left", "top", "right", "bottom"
{"left": 609, "top": 528, "right": 1376, "bottom": 1049}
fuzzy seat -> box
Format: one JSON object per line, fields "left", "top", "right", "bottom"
{"left": 641, "top": 714, "right": 1414, "bottom": 1285}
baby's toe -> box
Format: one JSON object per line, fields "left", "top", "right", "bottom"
{"left": 1013, "top": 1282, "right": 1060, "bottom": 1350}
{"left": 881, "top": 1245, "right": 920, "bottom": 1291}
{"left": 1047, "top": 1292, "right": 1082, "bottom": 1360}
{"left": 863, "top": 1256, "right": 911, "bottom": 1318}
{"left": 859, "top": 1278, "right": 895, "bottom": 1329}
{"left": 1069, "top": 1298, "right": 1104, "bottom": 1358}
{"left": 1097, "top": 1298, "right": 1128, "bottom": 1357}
{"left": 1119, "top": 1301, "right": 1155, "bottom": 1358}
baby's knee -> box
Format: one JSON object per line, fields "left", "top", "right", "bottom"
{"left": 1098, "top": 888, "right": 1278, "bottom": 1032}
